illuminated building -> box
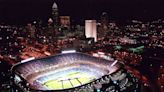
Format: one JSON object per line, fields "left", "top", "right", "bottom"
{"left": 48, "top": 18, "right": 53, "bottom": 26}
{"left": 85, "top": 20, "right": 97, "bottom": 42}
{"left": 12, "top": 52, "right": 140, "bottom": 92}
{"left": 60, "top": 16, "right": 71, "bottom": 29}
{"left": 52, "top": 2, "right": 59, "bottom": 27}
{"left": 100, "top": 12, "right": 109, "bottom": 30}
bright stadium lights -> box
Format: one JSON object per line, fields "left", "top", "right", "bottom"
{"left": 110, "top": 60, "right": 118, "bottom": 67}
{"left": 97, "top": 52, "right": 105, "bottom": 55}
{"left": 21, "top": 57, "right": 35, "bottom": 63}
{"left": 61, "top": 50, "right": 76, "bottom": 54}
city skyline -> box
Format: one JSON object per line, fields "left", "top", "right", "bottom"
{"left": 0, "top": 0, "right": 163, "bottom": 91}
{"left": 0, "top": 0, "right": 164, "bottom": 24}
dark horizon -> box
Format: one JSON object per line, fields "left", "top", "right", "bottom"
{"left": 0, "top": 0, "right": 164, "bottom": 25}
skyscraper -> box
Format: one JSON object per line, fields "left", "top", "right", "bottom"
{"left": 52, "top": 2, "right": 59, "bottom": 28}
{"left": 60, "top": 16, "right": 71, "bottom": 29}
{"left": 100, "top": 12, "right": 109, "bottom": 30}
{"left": 85, "top": 20, "right": 97, "bottom": 42}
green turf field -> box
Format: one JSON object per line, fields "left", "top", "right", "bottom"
{"left": 44, "top": 71, "right": 95, "bottom": 90}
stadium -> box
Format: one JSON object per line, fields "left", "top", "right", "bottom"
{"left": 11, "top": 52, "right": 140, "bottom": 92}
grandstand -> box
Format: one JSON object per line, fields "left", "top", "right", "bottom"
{"left": 11, "top": 52, "right": 140, "bottom": 92}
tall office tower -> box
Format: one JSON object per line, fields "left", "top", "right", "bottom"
{"left": 100, "top": 12, "right": 109, "bottom": 30}
{"left": 85, "top": 20, "right": 97, "bottom": 42}
{"left": 48, "top": 18, "right": 53, "bottom": 26}
{"left": 52, "top": 2, "right": 59, "bottom": 28}
{"left": 60, "top": 16, "right": 71, "bottom": 29}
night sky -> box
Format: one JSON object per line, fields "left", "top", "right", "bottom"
{"left": 0, "top": 0, "right": 164, "bottom": 24}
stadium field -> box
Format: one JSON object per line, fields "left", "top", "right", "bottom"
{"left": 44, "top": 71, "right": 96, "bottom": 90}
